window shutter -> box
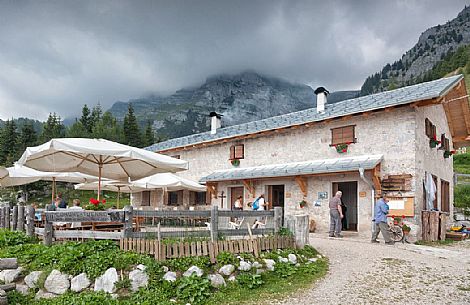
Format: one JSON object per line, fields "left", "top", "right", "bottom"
{"left": 234, "top": 145, "right": 244, "bottom": 159}
{"left": 431, "top": 125, "right": 436, "bottom": 138}
{"left": 445, "top": 138, "right": 450, "bottom": 151}
{"left": 230, "top": 145, "right": 235, "bottom": 160}
{"left": 440, "top": 134, "right": 445, "bottom": 145}
{"left": 331, "top": 125, "right": 355, "bottom": 145}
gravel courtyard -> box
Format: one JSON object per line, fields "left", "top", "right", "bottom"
{"left": 271, "top": 233, "right": 470, "bottom": 305}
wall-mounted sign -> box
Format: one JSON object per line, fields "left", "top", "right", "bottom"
{"left": 314, "top": 200, "right": 321, "bottom": 206}
{"left": 318, "top": 192, "right": 328, "bottom": 200}
{"left": 359, "top": 191, "right": 367, "bottom": 197}
{"left": 285, "top": 192, "right": 292, "bottom": 198}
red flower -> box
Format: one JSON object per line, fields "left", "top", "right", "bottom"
{"left": 342, "top": 149, "right": 347, "bottom": 152}
{"left": 432, "top": 134, "right": 437, "bottom": 141}
{"left": 89, "top": 198, "right": 100, "bottom": 205}
{"left": 402, "top": 215, "right": 405, "bottom": 219}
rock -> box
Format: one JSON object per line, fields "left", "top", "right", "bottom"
{"left": 308, "top": 258, "right": 318, "bottom": 263}
{"left": 256, "top": 269, "right": 266, "bottom": 275}
{"left": 208, "top": 274, "right": 226, "bottom": 287}
{"left": 183, "top": 266, "right": 203, "bottom": 277}
{"left": 129, "top": 269, "right": 149, "bottom": 292}
{"left": 317, "top": 254, "right": 322, "bottom": 259}
{"left": 15, "top": 284, "right": 29, "bottom": 295}
{"left": 162, "top": 266, "right": 169, "bottom": 272}
{"left": 163, "top": 271, "right": 177, "bottom": 282}
{"left": 0, "top": 267, "right": 23, "bottom": 283}
{"left": 228, "top": 275, "right": 236, "bottom": 282}
{"left": 0, "top": 289, "right": 6, "bottom": 305}
{"left": 238, "top": 261, "right": 251, "bottom": 271}
{"left": 136, "top": 264, "right": 146, "bottom": 271}
{"left": 44, "top": 270, "right": 70, "bottom": 295}
{"left": 218, "top": 264, "right": 235, "bottom": 276}
{"left": 264, "top": 259, "right": 276, "bottom": 271}
{"left": 94, "top": 268, "right": 119, "bottom": 293}
{"left": 35, "top": 289, "right": 56, "bottom": 300}
{"left": 252, "top": 261, "right": 262, "bottom": 269}
{"left": 71, "top": 273, "right": 90, "bottom": 292}
{"left": 288, "top": 254, "right": 297, "bottom": 264}
{"left": 278, "top": 257, "right": 289, "bottom": 263}
{"left": 295, "top": 263, "right": 300, "bottom": 267}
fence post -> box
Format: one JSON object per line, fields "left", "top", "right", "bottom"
{"left": 273, "top": 207, "right": 282, "bottom": 234}
{"left": 26, "top": 206, "right": 35, "bottom": 237}
{"left": 0, "top": 207, "right": 4, "bottom": 228}
{"left": 12, "top": 206, "right": 18, "bottom": 230}
{"left": 210, "top": 205, "right": 218, "bottom": 242}
{"left": 17, "top": 205, "right": 25, "bottom": 232}
{"left": 44, "top": 212, "right": 53, "bottom": 246}
{"left": 123, "top": 205, "right": 133, "bottom": 238}
{"left": 4, "top": 207, "right": 10, "bottom": 230}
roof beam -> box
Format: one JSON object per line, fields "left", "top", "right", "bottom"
{"left": 294, "top": 176, "right": 308, "bottom": 198}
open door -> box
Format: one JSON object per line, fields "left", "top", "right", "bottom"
{"left": 332, "top": 181, "right": 358, "bottom": 231}
{"left": 230, "top": 187, "right": 244, "bottom": 210}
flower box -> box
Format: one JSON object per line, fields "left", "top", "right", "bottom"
{"left": 444, "top": 150, "right": 455, "bottom": 158}
{"left": 334, "top": 143, "right": 349, "bottom": 154}
{"left": 231, "top": 159, "right": 240, "bottom": 167}
{"left": 429, "top": 135, "right": 441, "bottom": 148}
{"left": 299, "top": 200, "right": 307, "bottom": 208}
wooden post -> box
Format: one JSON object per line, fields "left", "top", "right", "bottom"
{"left": 210, "top": 205, "right": 218, "bottom": 242}
{"left": 44, "top": 215, "right": 53, "bottom": 246}
{"left": 123, "top": 205, "right": 133, "bottom": 238}
{"left": 26, "top": 205, "right": 35, "bottom": 237}
{"left": 17, "top": 205, "right": 25, "bottom": 232}
{"left": 12, "top": 206, "right": 18, "bottom": 231}
{"left": 0, "top": 207, "right": 4, "bottom": 228}
{"left": 273, "top": 207, "right": 282, "bottom": 234}
{"left": 4, "top": 207, "right": 9, "bottom": 230}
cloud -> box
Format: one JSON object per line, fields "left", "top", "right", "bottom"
{"left": 0, "top": 0, "right": 468, "bottom": 120}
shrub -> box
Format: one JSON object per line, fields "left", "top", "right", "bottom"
{"left": 236, "top": 273, "right": 264, "bottom": 289}
{"left": 176, "top": 274, "right": 212, "bottom": 305}
{"left": 277, "top": 227, "right": 293, "bottom": 237}
{"left": 273, "top": 262, "right": 296, "bottom": 278}
{"left": 164, "top": 256, "right": 210, "bottom": 272}
{"left": 0, "top": 229, "right": 37, "bottom": 248}
{"left": 216, "top": 251, "right": 238, "bottom": 267}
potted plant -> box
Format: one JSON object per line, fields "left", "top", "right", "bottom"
{"left": 299, "top": 200, "right": 307, "bottom": 209}
{"left": 444, "top": 150, "right": 455, "bottom": 158}
{"left": 402, "top": 224, "right": 411, "bottom": 235}
{"left": 85, "top": 198, "right": 106, "bottom": 211}
{"left": 429, "top": 135, "right": 441, "bottom": 148}
{"left": 230, "top": 159, "right": 240, "bottom": 167}
{"left": 335, "top": 143, "right": 348, "bottom": 153}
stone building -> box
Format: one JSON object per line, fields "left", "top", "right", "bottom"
{"left": 137, "top": 75, "right": 470, "bottom": 237}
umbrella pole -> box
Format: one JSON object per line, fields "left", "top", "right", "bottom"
{"left": 51, "top": 177, "right": 56, "bottom": 204}
{"left": 117, "top": 186, "right": 120, "bottom": 209}
{"left": 98, "top": 163, "right": 102, "bottom": 201}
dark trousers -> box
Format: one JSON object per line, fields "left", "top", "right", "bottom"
{"left": 371, "top": 222, "right": 392, "bottom": 242}
{"left": 329, "top": 209, "right": 342, "bottom": 236}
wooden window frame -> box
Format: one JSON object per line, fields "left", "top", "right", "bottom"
{"left": 432, "top": 175, "right": 438, "bottom": 210}
{"left": 141, "top": 191, "right": 151, "bottom": 206}
{"left": 167, "top": 190, "right": 183, "bottom": 206}
{"left": 440, "top": 180, "right": 450, "bottom": 213}
{"left": 230, "top": 144, "right": 244, "bottom": 160}
{"left": 330, "top": 125, "right": 356, "bottom": 146}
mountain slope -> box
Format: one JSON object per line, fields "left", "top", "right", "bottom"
{"left": 108, "top": 71, "right": 358, "bottom": 139}
{"left": 361, "top": 6, "right": 470, "bottom": 95}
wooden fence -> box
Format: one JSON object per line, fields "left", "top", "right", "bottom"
{"left": 421, "top": 210, "right": 447, "bottom": 241}
{"left": 120, "top": 235, "right": 295, "bottom": 263}
{"left": 0, "top": 205, "right": 283, "bottom": 246}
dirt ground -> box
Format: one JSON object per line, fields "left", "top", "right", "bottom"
{"left": 270, "top": 233, "right": 470, "bottom": 305}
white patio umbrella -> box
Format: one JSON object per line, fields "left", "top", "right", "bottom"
{"left": 17, "top": 138, "right": 189, "bottom": 200}
{"left": 133, "top": 173, "right": 206, "bottom": 192}
{"left": 75, "top": 180, "right": 146, "bottom": 208}
{"left": 0, "top": 165, "right": 101, "bottom": 203}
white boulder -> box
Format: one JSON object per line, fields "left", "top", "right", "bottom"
{"left": 71, "top": 273, "right": 91, "bottom": 292}
{"left": 0, "top": 267, "right": 23, "bottom": 283}
{"left": 238, "top": 261, "right": 251, "bottom": 271}
{"left": 228, "top": 275, "right": 236, "bottom": 282}
{"left": 183, "top": 266, "right": 203, "bottom": 277}
{"left": 218, "top": 264, "right": 235, "bottom": 276}
{"left": 252, "top": 261, "right": 262, "bottom": 269}
{"left": 16, "top": 284, "right": 29, "bottom": 295}
{"left": 263, "top": 259, "right": 276, "bottom": 271}
{"left": 94, "top": 268, "right": 119, "bottom": 293}
{"left": 163, "top": 271, "right": 177, "bottom": 282}
{"left": 25, "top": 271, "right": 43, "bottom": 288}
{"left": 208, "top": 274, "right": 226, "bottom": 287}
{"left": 308, "top": 258, "right": 318, "bottom": 263}
{"left": 288, "top": 254, "right": 297, "bottom": 264}
{"left": 136, "top": 264, "right": 146, "bottom": 271}
{"left": 44, "top": 270, "right": 70, "bottom": 295}
{"left": 278, "top": 257, "right": 288, "bottom": 263}
{"left": 35, "top": 289, "right": 56, "bottom": 299}
{"left": 129, "top": 269, "right": 149, "bottom": 292}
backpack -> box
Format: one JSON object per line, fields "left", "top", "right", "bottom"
{"left": 252, "top": 197, "right": 260, "bottom": 210}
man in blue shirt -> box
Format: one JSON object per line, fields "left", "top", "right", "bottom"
{"left": 371, "top": 194, "right": 394, "bottom": 244}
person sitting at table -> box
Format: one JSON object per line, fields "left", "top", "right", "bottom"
{"left": 47, "top": 198, "right": 59, "bottom": 211}
{"left": 69, "top": 199, "right": 83, "bottom": 228}
{"left": 57, "top": 192, "right": 67, "bottom": 209}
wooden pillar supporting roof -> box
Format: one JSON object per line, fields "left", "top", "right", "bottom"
{"left": 207, "top": 183, "right": 218, "bottom": 199}
{"left": 243, "top": 180, "right": 256, "bottom": 197}
{"left": 295, "top": 176, "right": 308, "bottom": 198}
{"left": 372, "top": 164, "right": 382, "bottom": 196}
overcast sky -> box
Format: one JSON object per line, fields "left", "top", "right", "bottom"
{"left": 0, "top": 0, "right": 469, "bottom": 121}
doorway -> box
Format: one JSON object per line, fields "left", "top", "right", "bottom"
{"left": 230, "top": 187, "right": 244, "bottom": 210}
{"left": 267, "top": 185, "right": 285, "bottom": 210}
{"left": 332, "top": 181, "right": 358, "bottom": 231}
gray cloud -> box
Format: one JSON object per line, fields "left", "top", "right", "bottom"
{"left": 0, "top": 0, "right": 468, "bottom": 120}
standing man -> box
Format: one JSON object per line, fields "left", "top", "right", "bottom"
{"left": 371, "top": 194, "right": 394, "bottom": 245}
{"left": 329, "top": 191, "right": 344, "bottom": 238}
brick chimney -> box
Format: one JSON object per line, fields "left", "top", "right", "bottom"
{"left": 209, "top": 112, "right": 222, "bottom": 134}
{"left": 314, "top": 87, "right": 330, "bottom": 113}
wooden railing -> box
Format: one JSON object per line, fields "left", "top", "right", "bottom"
{"left": 120, "top": 235, "right": 295, "bottom": 263}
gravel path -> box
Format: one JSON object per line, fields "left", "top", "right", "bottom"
{"left": 270, "top": 233, "right": 470, "bottom": 305}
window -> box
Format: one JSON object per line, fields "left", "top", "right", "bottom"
{"left": 230, "top": 144, "right": 244, "bottom": 160}
{"left": 331, "top": 125, "right": 355, "bottom": 146}
{"left": 432, "top": 175, "right": 438, "bottom": 210}
{"left": 167, "top": 191, "right": 183, "bottom": 206}
{"left": 441, "top": 180, "right": 450, "bottom": 212}
{"left": 190, "top": 191, "right": 207, "bottom": 205}
{"left": 425, "top": 119, "right": 436, "bottom": 139}
{"left": 141, "top": 191, "right": 151, "bottom": 206}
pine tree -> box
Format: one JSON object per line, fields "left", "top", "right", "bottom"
{"left": 0, "top": 120, "right": 19, "bottom": 165}
{"left": 90, "top": 103, "right": 103, "bottom": 132}
{"left": 123, "top": 104, "right": 142, "bottom": 147}
{"left": 40, "top": 113, "right": 65, "bottom": 142}
{"left": 79, "top": 104, "right": 93, "bottom": 134}
{"left": 143, "top": 121, "right": 155, "bottom": 147}
{"left": 92, "top": 111, "right": 125, "bottom": 143}
{"left": 18, "top": 122, "right": 37, "bottom": 153}
{"left": 66, "top": 119, "right": 89, "bottom": 138}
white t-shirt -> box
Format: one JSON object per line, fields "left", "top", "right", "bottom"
{"left": 234, "top": 199, "right": 242, "bottom": 209}
{"left": 258, "top": 197, "right": 266, "bottom": 210}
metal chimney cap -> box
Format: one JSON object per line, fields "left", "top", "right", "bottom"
{"left": 314, "top": 87, "right": 330, "bottom": 95}
{"left": 209, "top": 112, "right": 223, "bottom": 118}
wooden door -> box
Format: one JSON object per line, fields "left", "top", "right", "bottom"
{"left": 230, "top": 187, "right": 244, "bottom": 210}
